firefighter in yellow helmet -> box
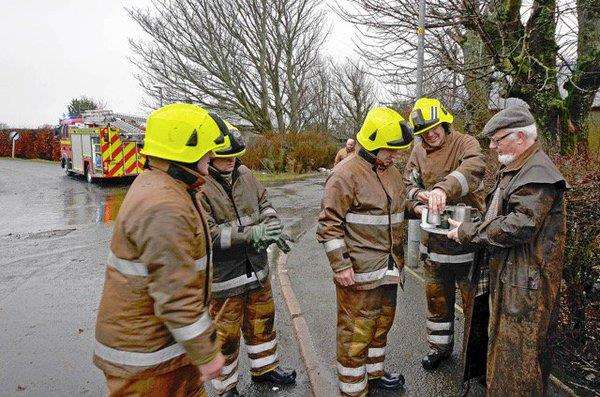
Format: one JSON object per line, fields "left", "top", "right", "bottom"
{"left": 94, "top": 103, "right": 229, "bottom": 396}
{"left": 317, "top": 107, "right": 413, "bottom": 396}
{"left": 403, "top": 97, "right": 486, "bottom": 372}
{"left": 198, "top": 124, "right": 296, "bottom": 396}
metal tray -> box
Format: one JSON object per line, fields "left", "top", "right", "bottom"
{"left": 420, "top": 222, "right": 451, "bottom": 235}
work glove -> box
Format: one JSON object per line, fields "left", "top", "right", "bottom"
{"left": 250, "top": 218, "right": 283, "bottom": 251}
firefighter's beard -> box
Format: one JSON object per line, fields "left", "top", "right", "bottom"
{"left": 498, "top": 154, "right": 516, "bottom": 165}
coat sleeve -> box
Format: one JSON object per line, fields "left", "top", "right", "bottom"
{"left": 316, "top": 172, "right": 354, "bottom": 273}
{"left": 433, "top": 135, "right": 485, "bottom": 200}
{"left": 458, "top": 183, "right": 557, "bottom": 248}
{"left": 198, "top": 191, "right": 252, "bottom": 249}
{"left": 136, "top": 204, "right": 218, "bottom": 366}
{"left": 255, "top": 177, "right": 279, "bottom": 220}
{"left": 403, "top": 147, "right": 424, "bottom": 217}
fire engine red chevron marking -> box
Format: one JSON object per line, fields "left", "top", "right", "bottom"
{"left": 125, "top": 160, "right": 138, "bottom": 175}
{"left": 110, "top": 133, "right": 120, "bottom": 145}
{"left": 110, "top": 143, "right": 123, "bottom": 160}
{"left": 108, "top": 158, "right": 125, "bottom": 177}
{"left": 110, "top": 147, "right": 136, "bottom": 177}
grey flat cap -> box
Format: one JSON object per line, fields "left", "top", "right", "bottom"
{"left": 482, "top": 103, "right": 535, "bottom": 137}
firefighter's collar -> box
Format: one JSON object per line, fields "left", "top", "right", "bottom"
{"left": 149, "top": 157, "right": 206, "bottom": 190}
{"left": 358, "top": 148, "right": 389, "bottom": 171}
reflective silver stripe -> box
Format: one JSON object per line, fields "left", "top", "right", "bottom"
{"left": 211, "top": 371, "right": 239, "bottom": 391}
{"left": 337, "top": 362, "right": 366, "bottom": 377}
{"left": 261, "top": 207, "right": 277, "bottom": 216}
{"left": 246, "top": 339, "right": 276, "bottom": 354}
{"left": 237, "top": 215, "right": 253, "bottom": 226}
{"left": 368, "top": 347, "right": 385, "bottom": 358}
{"left": 354, "top": 267, "right": 400, "bottom": 283}
{"left": 220, "top": 225, "right": 232, "bottom": 249}
{"left": 428, "top": 251, "right": 474, "bottom": 263}
{"left": 339, "top": 377, "right": 368, "bottom": 394}
{"left": 195, "top": 255, "right": 207, "bottom": 271}
{"left": 221, "top": 359, "right": 238, "bottom": 376}
{"left": 212, "top": 269, "right": 268, "bottom": 292}
{"left": 345, "top": 212, "right": 404, "bottom": 225}
{"left": 168, "top": 312, "right": 212, "bottom": 342}
{"left": 427, "top": 321, "right": 453, "bottom": 331}
{"left": 107, "top": 252, "right": 148, "bottom": 276}
{"left": 449, "top": 170, "right": 469, "bottom": 197}
{"left": 419, "top": 243, "right": 427, "bottom": 254}
{"left": 94, "top": 340, "right": 185, "bottom": 366}
{"left": 428, "top": 334, "right": 453, "bottom": 344}
{"left": 323, "top": 238, "right": 346, "bottom": 252}
{"left": 366, "top": 362, "right": 384, "bottom": 374}
{"left": 250, "top": 352, "right": 277, "bottom": 368}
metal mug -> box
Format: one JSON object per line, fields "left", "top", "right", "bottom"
{"left": 422, "top": 207, "right": 441, "bottom": 226}
{"left": 451, "top": 204, "right": 472, "bottom": 222}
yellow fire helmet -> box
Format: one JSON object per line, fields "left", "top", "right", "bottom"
{"left": 212, "top": 121, "right": 246, "bottom": 158}
{"left": 409, "top": 97, "right": 454, "bottom": 135}
{"left": 356, "top": 107, "right": 414, "bottom": 152}
{"left": 141, "top": 103, "right": 229, "bottom": 163}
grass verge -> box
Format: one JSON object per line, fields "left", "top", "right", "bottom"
{"left": 253, "top": 171, "right": 321, "bottom": 184}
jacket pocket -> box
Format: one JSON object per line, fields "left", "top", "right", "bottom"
{"left": 499, "top": 248, "right": 540, "bottom": 320}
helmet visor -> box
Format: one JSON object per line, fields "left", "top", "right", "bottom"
{"left": 411, "top": 108, "right": 439, "bottom": 134}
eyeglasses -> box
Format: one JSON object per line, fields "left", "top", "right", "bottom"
{"left": 490, "top": 132, "right": 514, "bottom": 146}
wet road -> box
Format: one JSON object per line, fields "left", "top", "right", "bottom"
{"left": 0, "top": 158, "right": 571, "bottom": 397}
{"left": 0, "top": 158, "right": 319, "bottom": 396}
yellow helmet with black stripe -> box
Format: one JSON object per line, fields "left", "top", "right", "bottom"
{"left": 212, "top": 121, "right": 246, "bottom": 158}
{"left": 142, "top": 103, "right": 229, "bottom": 163}
{"left": 356, "top": 107, "right": 414, "bottom": 152}
{"left": 409, "top": 97, "right": 454, "bottom": 136}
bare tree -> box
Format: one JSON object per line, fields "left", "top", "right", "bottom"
{"left": 337, "top": 0, "right": 600, "bottom": 153}
{"left": 332, "top": 60, "right": 377, "bottom": 139}
{"left": 300, "top": 57, "right": 337, "bottom": 134}
{"left": 128, "top": 0, "right": 328, "bottom": 133}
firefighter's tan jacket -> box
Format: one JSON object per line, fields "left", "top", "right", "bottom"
{"left": 94, "top": 159, "right": 218, "bottom": 379}
{"left": 199, "top": 161, "right": 277, "bottom": 299}
{"left": 404, "top": 130, "right": 486, "bottom": 261}
{"left": 404, "top": 130, "right": 486, "bottom": 214}
{"left": 317, "top": 150, "right": 406, "bottom": 290}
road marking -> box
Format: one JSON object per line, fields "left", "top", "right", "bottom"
{"left": 272, "top": 248, "right": 338, "bottom": 397}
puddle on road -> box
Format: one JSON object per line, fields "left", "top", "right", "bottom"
{"left": 95, "top": 190, "right": 127, "bottom": 224}
{"left": 61, "top": 182, "right": 129, "bottom": 226}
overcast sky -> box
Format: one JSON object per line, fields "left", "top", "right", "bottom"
{"left": 0, "top": 0, "right": 358, "bottom": 128}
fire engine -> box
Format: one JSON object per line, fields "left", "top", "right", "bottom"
{"left": 57, "top": 110, "right": 146, "bottom": 183}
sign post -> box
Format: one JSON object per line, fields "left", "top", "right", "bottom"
{"left": 9, "top": 131, "right": 20, "bottom": 159}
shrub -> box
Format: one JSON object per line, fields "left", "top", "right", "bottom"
{"left": 242, "top": 131, "right": 338, "bottom": 173}
{"left": 0, "top": 128, "right": 60, "bottom": 161}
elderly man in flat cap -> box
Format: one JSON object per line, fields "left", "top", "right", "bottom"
{"left": 447, "top": 102, "right": 569, "bottom": 396}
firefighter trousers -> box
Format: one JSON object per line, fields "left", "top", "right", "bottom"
{"left": 209, "top": 280, "right": 278, "bottom": 395}
{"left": 424, "top": 260, "right": 472, "bottom": 355}
{"left": 336, "top": 283, "right": 398, "bottom": 397}
{"left": 104, "top": 365, "right": 205, "bottom": 397}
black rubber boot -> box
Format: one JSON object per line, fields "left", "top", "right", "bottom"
{"left": 251, "top": 367, "right": 297, "bottom": 386}
{"left": 368, "top": 371, "right": 406, "bottom": 391}
{"left": 221, "top": 388, "right": 240, "bottom": 397}
{"left": 421, "top": 350, "right": 451, "bottom": 371}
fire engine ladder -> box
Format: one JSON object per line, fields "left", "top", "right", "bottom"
{"left": 81, "top": 110, "right": 146, "bottom": 143}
